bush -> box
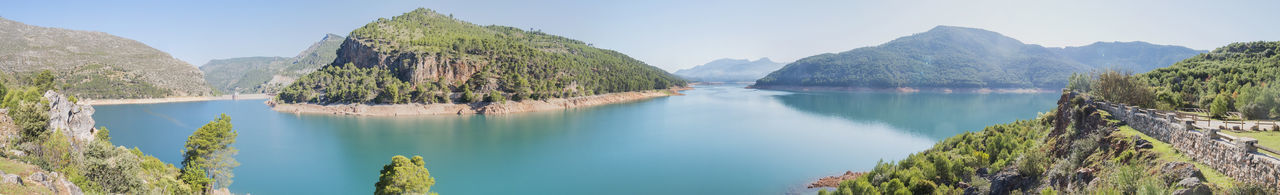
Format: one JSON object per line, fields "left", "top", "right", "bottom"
{"left": 1093, "top": 70, "right": 1155, "bottom": 108}
{"left": 84, "top": 141, "right": 145, "bottom": 193}
{"left": 486, "top": 91, "right": 505, "bottom": 103}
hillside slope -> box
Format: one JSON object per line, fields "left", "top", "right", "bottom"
{"left": 674, "top": 58, "right": 785, "bottom": 82}
{"left": 277, "top": 8, "right": 685, "bottom": 104}
{"left": 200, "top": 34, "right": 344, "bottom": 93}
{"left": 0, "top": 17, "right": 211, "bottom": 98}
{"left": 755, "top": 26, "right": 1202, "bottom": 90}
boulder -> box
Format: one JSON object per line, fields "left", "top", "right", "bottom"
{"left": 0, "top": 170, "right": 20, "bottom": 185}
{"left": 27, "top": 171, "right": 51, "bottom": 188}
{"left": 44, "top": 91, "right": 96, "bottom": 143}
{"left": 1131, "top": 135, "right": 1152, "bottom": 149}
{"left": 988, "top": 169, "right": 1033, "bottom": 195}
{"left": 1160, "top": 162, "right": 1204, "bottom": 184}
{"left": 56, "top": 174, "right": 84, "bottom": 195}
{"left": 1171, "top": 177, "right": 1211, "bottom": 195}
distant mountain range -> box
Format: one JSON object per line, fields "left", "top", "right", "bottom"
{"left": 200, "top": 34, "right": 345, "bottom": 94}
{"left": 0, "top": 17, "right": 212, "bottom": 98}
{"left": 674, "top": 58, "right": 785, "bottom": 82}
{"left": 755, "top": 26, "right": 1205, "bottom": 89}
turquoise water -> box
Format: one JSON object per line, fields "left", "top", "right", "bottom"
{"left": 92, "top": 84, "right": 1059, "bottom": 194}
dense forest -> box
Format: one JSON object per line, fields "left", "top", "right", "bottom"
{"left": 277, "top": 8, "right": 685, "bottom": 104}
{"left": 755, "top": 26, "right": 1202, "bottom": 89}
{"left": 1138, "top": 41, "right": 1280, "bottom": 119}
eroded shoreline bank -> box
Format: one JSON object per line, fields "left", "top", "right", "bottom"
{"left": 85, "top": 94, "right": 272, "bottom": 106}
{"left": 269, "top": 88, "right": 690, "bottom": 116}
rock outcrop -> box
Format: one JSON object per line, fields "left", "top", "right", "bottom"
{"left": 44, "top": 91, "right": 96, "bottom": 143}
{"left": 332, "top": 36, "right": 486, "bottom": 85}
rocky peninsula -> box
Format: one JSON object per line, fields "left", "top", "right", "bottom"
{"left": 269, "top": 88, "right": 687, "bottom": 116}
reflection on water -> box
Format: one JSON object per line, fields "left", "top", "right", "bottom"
{"left": 93, "top": 84, "right": 1058, "bottom": 195}
{"left": 772, "top": 91, "right": 1060, "bottom": 140}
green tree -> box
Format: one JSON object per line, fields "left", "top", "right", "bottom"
{"left": 1210, "top": 94, "right": 1232, "bottom": 119}
{"left": 32, "top": 70, "right": 56, "bottom": 92}
{"left": 375, "top": 155, "right": 437, "bottom": 195}
{"left": 13, "top": 101, "right": 49, "bottom": 142}
{"left": 180, "top": 114, "right": 239, "bottom": 192}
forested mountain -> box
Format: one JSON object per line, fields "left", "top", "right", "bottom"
{"left": 200, "top": 34, "right": 344, "bottom": 93}
{"left": 755, "top": 26, "right": 1202, "bottom": 89}
{"left": 277, "top": 8, "right": 686, "bottom": 104}
{"left": 0, "top": 17, "right": 211, "bottom": 98}
{"left": 1057, "top": 41, "right": 1205, "bottom": 73}
{"left": 674, "top": 58, "right": 785, "bottom": 82}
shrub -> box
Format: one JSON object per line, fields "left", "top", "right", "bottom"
{"left": 1093, "top": 70, "right": 1155, "bottom": 108}
{"left": 84, "top": 141, "right": 145, "bottom": 193}
{"left": 486, "top": 91, "right": 505, "bottom": 103}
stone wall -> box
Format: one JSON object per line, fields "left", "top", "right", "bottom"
{"left": 1090, "top": 97, "right": 1280, "bottom": 189}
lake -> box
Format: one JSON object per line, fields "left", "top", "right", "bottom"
{"left": 92, "top": 84, "right": 1059, "bottom": 194}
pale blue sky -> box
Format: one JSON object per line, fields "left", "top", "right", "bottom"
{"left": 3, "top": 0, "right": 1277, "bottom": 71}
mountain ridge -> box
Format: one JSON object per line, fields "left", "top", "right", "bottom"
{"left": 754, "top": 26, "right": 1203, "bottom": 89}
{"left": 0, "top": 17, "right": 212, "bottom": 98}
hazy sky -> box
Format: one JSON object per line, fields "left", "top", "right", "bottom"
{"left": 3, "top": 0, "right": 1277, "bottom": 71}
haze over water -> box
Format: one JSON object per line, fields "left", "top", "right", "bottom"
{"left": 93, "top": 84, "right": 1058, "bottom": 194}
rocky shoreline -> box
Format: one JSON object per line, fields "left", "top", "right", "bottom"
{"left": 808, "top": 171, "right": 865, "bottom": 188}
{"left": 268, "top": 88, "right": 689, "bottom": 116}
{"left": 748, "top": 85, "right": 1055, "bottom": 94}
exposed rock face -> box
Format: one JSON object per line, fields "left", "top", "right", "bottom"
{"left": 332, "top": 37, "right": 486, "bottom": 85}
{"left": 988, "top": 169, "right": 1033, "bottom": 195}
{"left": 44, "top": 91, "right": 96, "bottom": 142}
{"left": 808, "top": 171, "right": 864, "bottom": 188}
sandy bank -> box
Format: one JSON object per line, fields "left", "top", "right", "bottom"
{"left": 85, "top": 94, "right": 271, "bottom": 105}
{"left": 269, "top": 88, "right": 689, "bottom": 116}
{"left": 749, "top": 85, "right": 1057, "bottom": 94}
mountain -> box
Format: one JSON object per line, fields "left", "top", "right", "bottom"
{"left": 754, "top": 26, "right": 1202, "bottom": 89}
{"left": 277, "top": 8, "right": 686, "bottom": 104}
{"left": 0, "top": 17, "right": 211, "bottom": 98}
{"left": 674, "top": 58, "right": 785, "bottom": 82}
{"left": 199, "top": 34, "right": 345, "bottom": 94}
{"left": 1056, "top": 41, "right": 1206, "bottom": 73}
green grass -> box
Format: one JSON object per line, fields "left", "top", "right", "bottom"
{"left": 1116, "top": 125, "right": 1237, "bottom": 188}
{"left": 0, "top": 158, "right": 55, "bottom": 194}
{"left": 1220, "top": 131, "right": 1280, "bottom": 156}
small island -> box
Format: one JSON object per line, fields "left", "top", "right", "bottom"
{"left": 270, "top": 8, "right": 688, "bottom": 116}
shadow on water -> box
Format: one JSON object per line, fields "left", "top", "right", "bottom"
{"left": 770, "top": 90, "right": 1060, "bottom": 140}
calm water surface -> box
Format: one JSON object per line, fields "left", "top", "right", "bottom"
{"left": 93, "top": 84, "right": 1058, "bottom": 194}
